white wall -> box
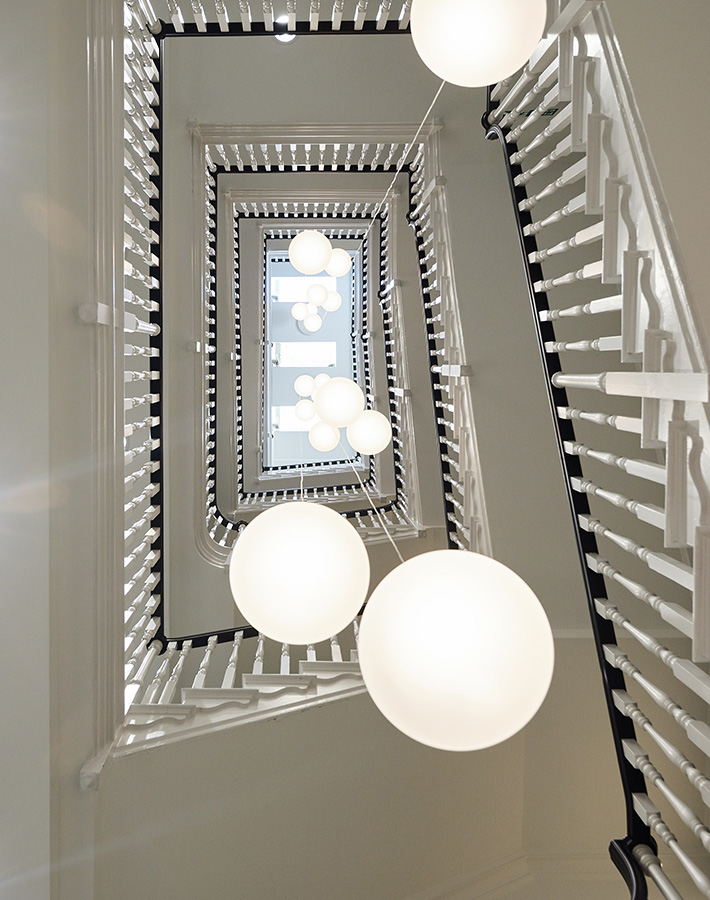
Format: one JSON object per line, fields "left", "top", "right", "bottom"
{"left": 605, "top": 0, "right": 710, "bottom": 355}
{"left": 0, "top": 5, "right": 52, "bottom": 898}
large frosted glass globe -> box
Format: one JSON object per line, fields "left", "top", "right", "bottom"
{"left": 294, "top": 398, "right": 316, "bottom": 421}
{"left": 325, "top": 248, "right": 352, "bottom": 277}
{"left": 346, "top": 410, "right": 392, "bottom": 455}
{"left": 229, "top": 502, "right": 370, "bottom": 645}
{"left": 288, "top": 230, "right": 333, "bottom": 275}
{"left": 308, "top": 420, "right": 340, "bottom": 452}
{"left": 306, "top": 283, "right": 328, "bottom": 306}
{"left": 358, "top": 550, "right": 554, "bottom": 751}
{"left": 291, "top": 302, "right": 308, "bottom": 321}
{"left": 410, "top": 0, "right": 547, "bottom": 88}
{"left": 303, "top": 313, "right": 323, "bottom": 333}
{"left": 323, "top": 290, "right": 342, "bottom": 312}
{"left": 314, "top": 376, "right": 365, "bottom": 428}
{"left": 294, "top": 374, "right": 315, "bottom": 397}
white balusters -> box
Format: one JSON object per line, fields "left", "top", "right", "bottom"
{"left": 221, "top": 632, "right": 243, "bottom": 688}
{"left": 633, "top": 794, "right": 710, "bottom": 897}
{"left": 591, "top": 551, "right": 692, "bottom": 636}
{"left": 214, "top": 0, "right": 229, "bottom": 31}
{"left": 329, "top": 635, "right": 343, "bottom": 663}
{"left": 579, "top": 515, "right": 693, "bottom": 591}
{"left": 141, "top": 642, "right": 176, "bottom": 703}
{"left": 159, "top": 640, "right": 192, "bottom": 704}
{"left": 192, "top": 635, "right": 218, "bottom": 688}
{"left": 252, "top": 633, "right": 265, "bottom": 675}
{"left": 354, "top": 0, "right": 368, "bottom": 30}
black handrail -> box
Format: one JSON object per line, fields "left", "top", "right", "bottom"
{"left": 482, "top": 91, "right": 652, "bottom": 896}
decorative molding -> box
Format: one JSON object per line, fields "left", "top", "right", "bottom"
{"left": 193, "top": 122, "right": 438, "bottom": 145}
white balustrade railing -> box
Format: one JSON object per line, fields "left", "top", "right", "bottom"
{"left": 407, "top": 127, "right": 491, "bottom": 554}
{"left": 111, "top": 619, "right": 364, "bottom": 754}
{"left": 489, "top": 1, "right": 710, "bottom": 895}
{"left": 120, "top": 0, "right": 165, "bottom": 734}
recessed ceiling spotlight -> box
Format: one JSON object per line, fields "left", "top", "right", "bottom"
{"left": 274, "top": 14, "right": 296, "bottom": 43}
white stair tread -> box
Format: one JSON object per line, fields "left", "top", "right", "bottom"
{"left": 242, "top": 673, "right": 317, "bottom": 690}
{"left": 298, "top": 660, "right": 361, "bottom": 676}
{"left": 181, "top": 687, "right": 259, "bottom": 705}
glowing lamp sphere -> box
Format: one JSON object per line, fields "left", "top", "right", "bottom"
{"left": 346, "top": 410, "right": 392, "bottom": 455}
{"left": 358, "top": 550, "right": 554, "bottom": 751}
{"left": 288, "top": 230, "right": 333, "bottom": 275}
{"left": 294, "top": 398, "right": 316, "bottom": 421}
{"left": 306, "top": 283, "right": 329, "bottom": 306}
{"left": 314, "top": 376, "right": 365, "bottom": 428}
{"left": 323, "top": 290, "right": 343, "bottom": 312}
{"left": 312, "top": 373, "right": 331, "bottom": 398}
{"left": 308, "top": 420, "right": 340, "bottom": 452}
{"left": 229, "top": 502, "right": 370, "bottom": 645}
{"left": 303, "top": 313, "right": 323, "bottom": 333}
{"left": 294, "top": 374, "right": 315, "bottom": 397}
{"left": 291, "top": 302, "right": 308, "bottom": 321}
{"left": 410, "top": 0, "right": 547, "bottom": 88}
{"left": 325, "top": 248, "right": 353, "bottom": 277}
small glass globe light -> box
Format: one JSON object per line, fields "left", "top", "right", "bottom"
{"left": 303, "top": 313, "right": 323, "bottom": 333}
{"left": 306, "top": 283, "right": 329, "bottom": 307}
{"left": 308, "top": 420, "right": 340, "bottom": 452}
{"left": 410, "top": 0, "right": 547, "bottom": 88}
{"left": 274, "top": 13, "right": 296, "bottom": 42}
{"left": 312, "top": 373, "right": 331, "bottom": 396}
{"left": 325, "top": 248, "right": 352, "bottom": 277}
{"left": 288, "top": 230, "right": 333, "bottom": 275}
{"left": 291, "top": 302, "right": 308, "bottom": 321}
{"left": 294, "top": 398, "right": 316, "bottom": 421}
{"left": 323, "top": 290, "right": 342, "bottom": 312}
{"left": 358, "top": 550, "right": 554, "bottom": 751}
{"left": 294, "top": 374, "right": 315, "bottom": 397}
{"left": 346, "top": 410, "right": 392, "bottom": 455}
{"left": 314, "top": 376, "right": 365, "bottom": 428}
{"left": 229, "top": 501, "right": 370, "bottom": 645}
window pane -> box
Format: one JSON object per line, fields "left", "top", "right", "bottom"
{"left": 271, "top": 342, "right": 337, "bottom": 368}
{"left": 270, "top": 276, "right": 337, "bottom": 303}
{"left": 272, "top": 406, "right": 313, "bottom": 432}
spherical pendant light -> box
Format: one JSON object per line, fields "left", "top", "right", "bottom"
{"left": 294, "top": 398, "right": 316, "bottom": 421}
{"left": 311, "top": 373, "right": 331, "bottom": 398}
{"left": 410, "top": 0, "right": 547, "bottom": 88}
{"left": 294, "top": 374, "right": 315, "bottom": 397}
{"left": 346, "top": 410, "right": 392, "bottom": 455}
{"left": 325, "top": 248, "right": 353, "bottom": 277}
{"left": 308, "top": 420, "right": 340, "bottom": 452}
{"left": 358, "top": 550, "right": 554, "bottom": 751}
{"left": 306, "top": 283, "right": 329, "bottom": 307}
{"left": 303, "top": 313, "right": 323, "bottom": 333}
{"left": 291, "top": 302, "right": 308, "bottom": 321}
{"left": 229, "top": 502, "right": 370, "bottom": 645}
{"left": 323, "top": 290, "right": 342, "bottom": 312}
{"left": 314, "top": 376, "right": 365, "bottom": 428}
{"left": 288, "top": 230, "right": 333, "bottom": 275}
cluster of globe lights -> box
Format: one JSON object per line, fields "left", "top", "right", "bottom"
{"left": 230, "top": 0, "right": 556, "bottom": 751}
{"left": 287, "top": 231, "right": 352, "bottom": 332}
{"left": 293, "top": 373, "right": 393, "bottom": 457}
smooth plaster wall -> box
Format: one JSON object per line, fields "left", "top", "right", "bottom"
{"left": 605, "top": 0, "right": 710, "bottom": 355}
{"left": 96, "top": 691, "right": 527, "bottom": 900}
{"left": 3, "top": 0, "right": 104, "bottom": 897}
{"left": 1, "top": 5, "right": 52, "bottom": 898}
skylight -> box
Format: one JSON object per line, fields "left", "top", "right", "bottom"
{"left": 263, "top": 242, "right": 360, "bottom": 468}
